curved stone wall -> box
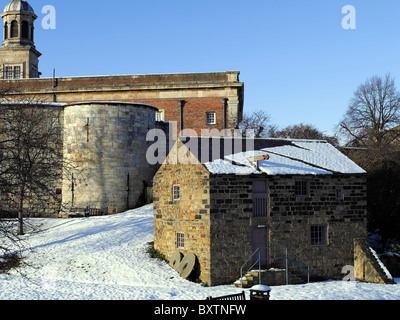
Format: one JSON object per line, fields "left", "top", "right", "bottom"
{"left": 62, "top": 101, "right": 157, "bottom": 214}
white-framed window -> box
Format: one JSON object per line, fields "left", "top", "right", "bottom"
{"left": 172, "top": 184, "right": 180, "bottom": 201}
{"left": 295, "top": 180, "right": 309, "bottom": 197}
{"left": 14, "top": 66, "right": 21, "bottom": 79}
{"left": 206, "top": 112, "right": 216, "bottom": 125}
{"left": 310, "top": 225, "right": 328, "bottom": 246}
{"left": 176, "top": 232, "right": 185, "bottom": 249}
{"left": 335, "top": 188, "right": 344, "bottom": 201}
{"left": 155, "top": 109, "right": 165, "bottom": 122}
{"left": 4, "top": 66, "right": 13, "bottom": 79}
{"left": 3, "top": 65, "right": 23, "bottom": 79}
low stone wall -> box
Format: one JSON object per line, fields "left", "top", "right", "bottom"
{"left": 354, "top": 239, "right": 395, "bottom": 284}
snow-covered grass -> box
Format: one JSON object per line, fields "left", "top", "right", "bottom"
{"left": 1, "top": 204, "right": 399, "bottom": 300}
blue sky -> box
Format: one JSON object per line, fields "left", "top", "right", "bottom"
{"left": 28, "top": 0, "right": 400, "bottom": 135}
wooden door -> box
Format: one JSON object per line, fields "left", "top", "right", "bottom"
{"left": 252, "top": 227, "right": 269, "bottom": 265}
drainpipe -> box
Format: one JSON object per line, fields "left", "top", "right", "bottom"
{"left": 52, "top": 68, "right": 57, "bottom": 102}
{"left": 179, "top": 100, "right": 185, "bottom": 134}
{"left": 222, "top": 98, "right": 228, "bottom": 129}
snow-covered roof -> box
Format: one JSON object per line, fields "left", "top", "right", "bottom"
{"left": 203, "top": 138, "right": 366, "bottom": 176}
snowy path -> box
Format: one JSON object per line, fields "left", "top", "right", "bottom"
{"left": 1, "top": 204, "right": 400, "bottom": 300}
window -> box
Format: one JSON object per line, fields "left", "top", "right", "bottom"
{"left": 172, "top": 185, "right": 180, "bottom": 200}
{"left": 206, "top": 112, "right": 216, "bottom": 125}
{"left": 253, "top": 180, "right": 268, "bottom": 217}
{"left": 310, "top": 225, "right": 328, "bottom": 246}
{"left": 176, "top": 232, "right": 185, "bottom": 249}
{"left": 4, "top": 22, "right": 8, "bottom": 40}
{"left": 14, "top": 66, "right": 21, "bottom": 79}
{"left": 4, "top": 66, "right": 13, "bottom": 79}
{"left": 21, "top": 21, "right": 29, "bottom": 39}
{"left": 335, "top": 188, "right": 343, "bottom": 201}
{"left": 295, "top": 180, "right": 308, "bottom": 197}
{"left": 155, "top": 110, "right": 165, "bottom": 122}
{"left": 10, "top": 20, "right": 18, "bottom": 38}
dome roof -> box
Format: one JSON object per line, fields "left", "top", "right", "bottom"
{"left": 3, "top": 0, "right": 34, "bottom": 14}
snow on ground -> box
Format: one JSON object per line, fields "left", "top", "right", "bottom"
{"left": 1, "top": 204, "right": 400, "bottom": 300}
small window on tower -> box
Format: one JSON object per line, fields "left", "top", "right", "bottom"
{"left": 10, "top": 20, "right": 18, "bottom": 38}
{"left": 4, "top": 22, "right": 8, "bottom": 40}
{"left": 21, "top": 21, "right": 29, "bottom": 39}
{"left": 14, "top": 66, "right": 21, "bottom": 79}
{"left": 5, "top": 66, "right": 13, "bottom": 79}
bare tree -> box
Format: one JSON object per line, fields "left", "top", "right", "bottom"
{"left": 271, "top": 123, "right": 338, "bottom": 145}
{"left": 239, "top": 109, "right": 274, "bottom": 138}
{"left": 338, "top": 73, "right": 400, "bottom": 149}
{"left": 0, "top": 99, "right": 77, "bottom": 235}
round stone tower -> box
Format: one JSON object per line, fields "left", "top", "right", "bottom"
{"left": 62, "top": 102, "right": 158, "bottom": 214}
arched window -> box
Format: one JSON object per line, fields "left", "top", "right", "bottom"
{"left": 10, "top": 20, "right": 18, "bottom": 38}
{"left": 21, "top": 21, "right": 29, "bottom": 39}
{"left": 4, "top": 22, "right": 8, "bottom": 40}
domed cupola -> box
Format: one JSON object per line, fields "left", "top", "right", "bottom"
{"left": 3, "top": 0, "right": 35, "bottom": 14}
{"left": 1, "top": 0, "right": 38, "bottom": 47}
{"left": 0, "top": 0, "right": 41, "bottom": 79}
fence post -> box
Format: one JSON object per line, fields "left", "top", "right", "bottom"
{"left": 258, "top": 248, "right": 261, "bottom": 284}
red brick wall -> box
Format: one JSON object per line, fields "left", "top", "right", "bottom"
{"left": 128, "top": 97, "right": 226, "bottom": 136}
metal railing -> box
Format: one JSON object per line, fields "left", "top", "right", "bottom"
{"left": 240, "top": 245, "right": 310, "bottom": 286}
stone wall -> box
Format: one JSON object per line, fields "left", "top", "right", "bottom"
{"left": 62, "top": 102, "right": 157, "bottom": 214}
{"left": 209, "top": 173, "right": 367, "bottom": 285}
{"left": 354, "top": 239, "right": 395, "bottom": 284}
{"left": 153, "top": 140, "right": 212, "bottom": 284}
{"left": 209, "top": 175, "right": 254, "bottom": 285}
{"left": 266, "top": 174, "right": 367, "bottom": 280}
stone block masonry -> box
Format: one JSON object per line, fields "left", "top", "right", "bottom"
{"left": 62, "top": 102, "right": 157, "bottom": 214}
{"left": 153, "top": 140, "right": 212, "bottom": 285}
{"left": 154, "top": 159, "right": 368, "bottom": 285}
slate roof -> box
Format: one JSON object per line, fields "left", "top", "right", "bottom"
{"left": 176, "top": 136, "right": 366, "bottom": 175}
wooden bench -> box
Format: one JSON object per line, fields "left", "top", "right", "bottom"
{"left": 206, "top": 291, "right": 246, "bottom": 301}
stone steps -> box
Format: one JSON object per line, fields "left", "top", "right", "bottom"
{"left": 233, "top": 271, "right": 261, "bottom": 288}
{"left": 234, "top": 269, "right": 307, "bottom": 287}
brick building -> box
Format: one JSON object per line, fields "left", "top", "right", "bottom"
{"left": 0, "top": 3, "right": 244, "bottom": 136}
{"left": 153, "top": 137, "right": 373, "bottom": 286}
